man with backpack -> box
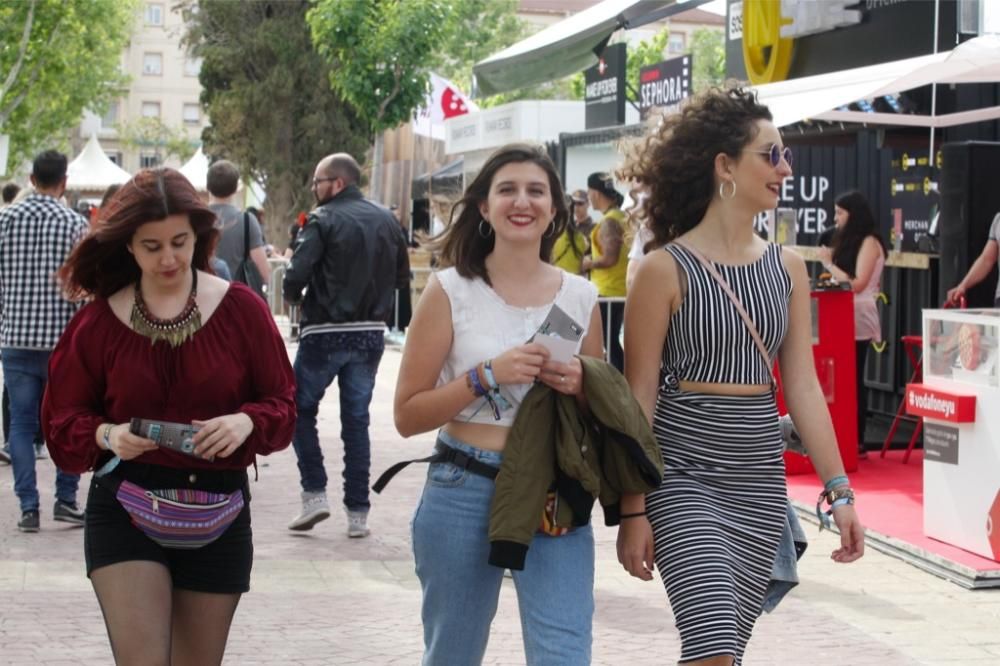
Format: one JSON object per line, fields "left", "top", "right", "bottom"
{"left": 207, "top": 160, "right": 271, "bottom": 296}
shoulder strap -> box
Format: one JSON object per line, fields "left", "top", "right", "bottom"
{"left": 242, "top": 212, "right": 251, "bottom": 260}
{"left": 674, "top": 240, "right": 776, "bottom": 388}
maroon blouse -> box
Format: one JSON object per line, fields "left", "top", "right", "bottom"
{"left": 42, "top": 283, "right": 296, "bottom": 474}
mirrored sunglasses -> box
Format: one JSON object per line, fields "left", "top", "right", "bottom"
{"left": 747, "top": 143, "right": 793, "bottom": 168}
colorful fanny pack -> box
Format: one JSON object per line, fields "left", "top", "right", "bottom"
{"left": 97, "top": 457, "right": 245, "bottom": 550}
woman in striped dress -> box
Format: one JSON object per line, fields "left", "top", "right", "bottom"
{"left": 617, "top": 87, "right": 866, "bottom": 665}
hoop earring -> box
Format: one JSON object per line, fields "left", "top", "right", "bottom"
{"left": 719, "top": 180, "right": 737, "bottom": 200}
{"left": 543, "top": 221, "right": 556, "bottom": 238}
{"left": 478, "top": 218, "right": 493, "bottom": 238}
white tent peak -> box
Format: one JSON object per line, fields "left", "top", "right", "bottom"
{"left": 66, "top": 133, "right": 131, "bottom": 191}
{"left": 179, "top": 145, "right": 209, "bottom": 191}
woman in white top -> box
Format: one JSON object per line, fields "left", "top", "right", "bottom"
{"left": 818, "top": 190, "right": 887, "bottom": 459}
{"left": 394, "top": 143, "right": 603, "bottom": 665}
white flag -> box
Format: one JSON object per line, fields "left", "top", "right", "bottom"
{"left": 413, "top": 73, "right": 478, "bottom": 139}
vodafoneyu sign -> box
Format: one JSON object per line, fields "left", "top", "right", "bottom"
{"left": 731, "top": 0, "right": 863, "bottom": 84}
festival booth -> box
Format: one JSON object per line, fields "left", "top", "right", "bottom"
{"left": 66, "top": 133, "right": 132, "bottom": 195}
{"left": 179, "top": 146, "right": 209, "bottom": 193}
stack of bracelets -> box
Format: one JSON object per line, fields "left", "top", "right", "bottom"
{"left": 815, "top": 474, "right": 855, "bottom": 531}
{"left": 465, "top": 359, "right": 511, "bottom": 421}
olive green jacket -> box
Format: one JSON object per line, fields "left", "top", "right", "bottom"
{"left": 488, "top": 357, "right": 663, "bottom": 570}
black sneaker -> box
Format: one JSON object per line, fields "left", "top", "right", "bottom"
{"left": 0, "top": 445, "right": 10, "bottom": 465}
{"left": 18, "top": 510, "right": 39, "bottom": 532}
{"left": 53, "top": 500, "right": 85, "bottom": 526}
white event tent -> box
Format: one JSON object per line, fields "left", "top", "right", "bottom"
{"left": 179, "top": 145, "right": 209, "bottom": 192}
{"left": 755, "top": 34, "right": 1000, "bottom": 130}
{"left": 66, "top": 133, "right": 131, "bottom": 191}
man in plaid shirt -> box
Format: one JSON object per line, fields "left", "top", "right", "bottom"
{"left": 0, "top": 150, "right": 90, "bottom": 533}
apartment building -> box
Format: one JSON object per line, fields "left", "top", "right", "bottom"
{"left": 77, "top": 2, "right": 207, "bottom": 173}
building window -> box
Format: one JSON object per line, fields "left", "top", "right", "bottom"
{"left": 101, "top": 101, "right": 120, "bottom": 128}
{"left": 141, "top": 101, "right": 161, "bottom": 118}
{"left": 106, "top": 152, "right": 123, "bottom": 166}
{"left": 140, "top": 152, "right": 160, "bottom": 169}
{"left": 145, "top": 3, "right": 164, "bottom": 26}
{"left": 667, "top": 33, "right": 686, "bottom": 54}
{"left": 184, "top": 57, "right": 202, "bottom": 77}
{"left": 183, "top": 103, "right": 201, "bottom": 125}
{"left": 143, "top": 52, "right": 163, "bottom": 76}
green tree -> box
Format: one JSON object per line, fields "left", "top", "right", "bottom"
{"left": 116, "top": 117, "right": 197, "bottom": 166}
{"left": 689, "top": 28, "right": 726, "bottom": 92}
{"left": 181, "top": 0, "right": 369, "bottom": 248}
{"left": 307, "top": 0, "right": 529, "bottom": 135}
{"left": 0, "top": 0, "right": 135, "bottom": 173}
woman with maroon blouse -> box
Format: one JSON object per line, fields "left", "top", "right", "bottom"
{"left": 41, "top": 168, "right": 296, "bottom": 665}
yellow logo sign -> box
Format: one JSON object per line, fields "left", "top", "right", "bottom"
{"left": 739, "top": 1, "right": 863, "bottom": 85}
{"left": 742, "top": 1, "right": 793, "bottom": 85}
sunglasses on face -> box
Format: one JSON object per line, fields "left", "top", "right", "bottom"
{"left": 745, "top": 143, "right": 793, "bottom": 168}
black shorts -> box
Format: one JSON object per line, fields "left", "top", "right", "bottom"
{"left": 84, "top": 460, "right": 253, "bottom": 594}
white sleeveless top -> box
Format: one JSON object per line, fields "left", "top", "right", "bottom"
{"left": 436, "top": 266, "right": 598, "bottom": 426}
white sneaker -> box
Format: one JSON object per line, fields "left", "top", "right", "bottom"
{"left": 288, "top": 491, "right": 330, "bottom": 531}
{"left": 346, "top": 509, "right": 370, "bottom": 538}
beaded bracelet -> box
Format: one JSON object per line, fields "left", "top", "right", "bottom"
{"left": 467, "top": 367, "right": 488, "bottom": 397}
{"left": 816, "top": 488, "right": 856, "bottom": 531}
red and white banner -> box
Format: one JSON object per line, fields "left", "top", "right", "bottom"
{"left": 905, "top": 383, "right": 977, "bottom": 423}
{"left": 413, "top": 73, "right": 478, "bottom": 139}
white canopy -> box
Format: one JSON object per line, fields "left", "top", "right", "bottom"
{"left": 472, "top": 0, "right": 676, "bottom": 97}
{"left": 755, "top": 35, "right": 1000, "bottom": 129}
{"left": 66, "top": 133, "right": 131, "bottom": 191}
{"left": 179, "top": 145, "right": 208, "bottom": 192}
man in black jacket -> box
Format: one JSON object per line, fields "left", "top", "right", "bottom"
{"left": 284, "top": 153, "right": 409, "bottom": 537}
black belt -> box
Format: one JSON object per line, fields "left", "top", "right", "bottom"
{"left": 372, "top": 444, "right": 499, "bottom": 493}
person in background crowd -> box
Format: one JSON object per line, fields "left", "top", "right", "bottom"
{"left": 581, "top": 172, "right": 628, "bottom": 371}
{"left": 394, "top": 143, "right": 603, "bottom": 665}
{"left": 551, "top": 194, "right": 591, "bottom": 275}
{"left": 207, "top": 160, "right": 271, "bottom": 294}
{"left": 2, "top": 183, "right": 21, "bottom": 207}
{"left": 818, "top": 191, "right": 886, "bottom": 459}
{"left": 619, "top": 87, "right": 865, "bottom": 666}
{"left": 284, "top": 153, "right": 409, "bottom": 537}
{"left": 946, "top": 211, "right": 1000, "bottom": 307}
{"left": 570, "top": 188, "right": 596, "bottom": 237}
{"left": 43, "top": 167, "right": 296, "bottom": 665}
{"left": 0, "top": 150, "right": 90, "bottom": 531}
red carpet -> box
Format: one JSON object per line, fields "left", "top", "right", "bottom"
{"left": 786, "top": 449, "right": 1000, "bottom": 574}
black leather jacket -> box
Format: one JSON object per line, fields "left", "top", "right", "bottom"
{"left": 283, "top": 186, "right": 409, "bottom": 330}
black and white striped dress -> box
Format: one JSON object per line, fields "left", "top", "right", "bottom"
{"left": 646, "top": 242, "right": 792, "bottom": 665}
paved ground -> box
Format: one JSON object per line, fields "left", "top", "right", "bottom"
{"left": 1, "top": 344, "right": 999, "bottom": 665}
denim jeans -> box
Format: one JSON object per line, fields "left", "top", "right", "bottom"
{"left": 2, "top": 348, "right": 80, "bottom": 512}
{"left": 292, "top": 333, "right": 383, "bottom": 511}
{"left": 411, "top": 431, "right": 594, "bottom": 665}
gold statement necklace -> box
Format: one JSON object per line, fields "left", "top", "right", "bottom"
{"left": 130, "top": 269, "right": 202, "bottom": 347}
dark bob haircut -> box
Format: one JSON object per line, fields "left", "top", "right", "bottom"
{"left": 59, "top": 168, "right": 219, "bottom": 299}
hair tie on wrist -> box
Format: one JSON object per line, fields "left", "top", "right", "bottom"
{"left": 619, "top": 511, "right": 646, "bottom": 520}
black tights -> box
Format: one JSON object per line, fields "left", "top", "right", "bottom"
{"left": 91, "top": 561, "right": 241, "bottom": 665}
{"left": 855, "top": 339, "right": 870, "bottom": 452}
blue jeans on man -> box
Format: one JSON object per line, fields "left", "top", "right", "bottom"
{"left": 292, "top": 332, "right": 383, "bottom": 511}
{"left": 1, "top": 348, "right": 80, "bottom": 512}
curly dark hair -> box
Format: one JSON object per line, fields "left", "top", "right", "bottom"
{"left": 59, "top": 168, "right": 219, "bottom": 300}
{"left": 831, "top": 190, "right": 888, "bottom": 277}
{"left": 618, "top": 86, "right": 772, "bottom": 250}
{"left": 428, "top": 143, "right": 568, "bottom": 285}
